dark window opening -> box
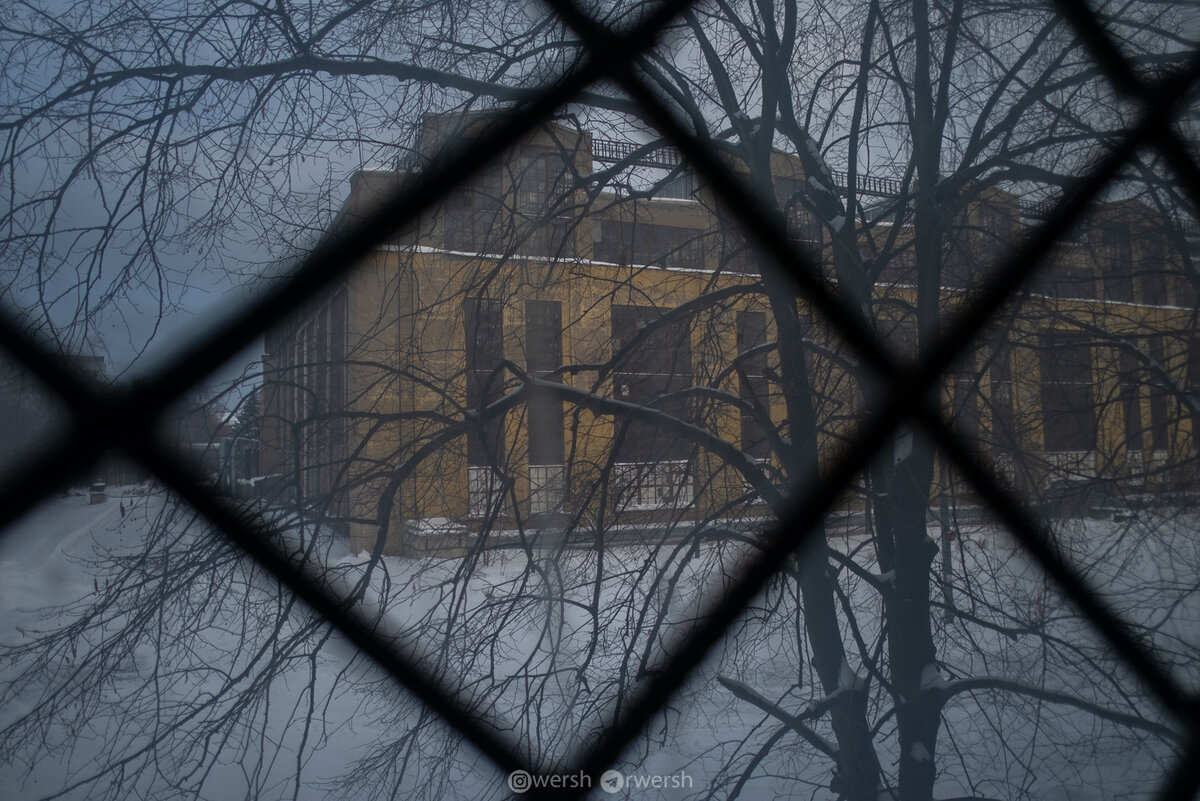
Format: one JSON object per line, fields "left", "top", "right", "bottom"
{"left": 1053, "top": 261, "right": 1098, "bottom": 301}
{"left": 989, "top": 340, "right": 1019, "bottom": 452}
{"left": 596, "top": 220, "right": 704, "bottom": 268}
{"left": 611, "top": 304, "right": 693, "bottom": 462}
{"left": 1147, "top": 336, "right": 1170, "bottom": 452}
{"left": 1141, "top": 237, "right": 1168, "bottom": 306}
{"left": 737, "top": 310, "right": 771, "bottom": 461}
{"left": 445, "top": 166, "right": 503, "bottom": 252}
{"left": 525, "top": 300, "right": 564, "bottom": 467}
{"left": 1039, "top": 332, "right": 1096, "bottom": 453}
{"left": 950, "top": 358, "right": 981, "bottom": 442}
{"left": 465, "top": 297, "right": 505, "bottom": 467}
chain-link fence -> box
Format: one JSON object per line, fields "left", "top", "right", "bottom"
{"left": 1, "top": 0, "right": 1199, "bottom": 798}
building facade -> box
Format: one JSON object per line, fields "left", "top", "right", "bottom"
{"left": 262, "top": 114, "right": 1199, "bottom": 554}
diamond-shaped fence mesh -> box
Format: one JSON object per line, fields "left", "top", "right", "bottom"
{"left": 1, "top": 0, "right": 1199, "bottom": 798}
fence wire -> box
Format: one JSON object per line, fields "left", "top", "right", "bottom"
{"left": 0, "top": 0, "right": 1198, "bottom": 799}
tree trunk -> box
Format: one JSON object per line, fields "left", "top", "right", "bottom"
{"left": 760, "top": 257, "right": 884, "bottom": 800}
{"left": 874, "top": 0, "right": 949, "bottom": 797}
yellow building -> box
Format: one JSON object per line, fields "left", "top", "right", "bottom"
{"left": 262, "top": 114, "right": 1199, "bottom": 554}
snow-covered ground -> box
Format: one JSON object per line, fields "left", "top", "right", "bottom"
{"left": 0, "top": 490, "right": 1194, "bottom": 800}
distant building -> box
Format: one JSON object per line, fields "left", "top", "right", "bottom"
{"left": 262, "top": 113, "right": 1199, "bottom": 554}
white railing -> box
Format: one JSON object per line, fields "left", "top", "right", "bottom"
{"left": 990, "top": 452, "right": 1019, "bottom": 487}
{"left": 1126, "top": 450, "right": 1169, "bottom": 484}
{"left": 528, "top": 464, "right": 565, "bottom": 514}
{"left": 467, "top": 466, "right": 505, "bottom": 518}
{"left": 612, "top": 460, "right": 692, "bottom": 510}
{"left": 1045, "top": 450, "right": 1097, "bottom": 479}
{"left": 1127, "top": 450, "right": 1146, "bottom": 485}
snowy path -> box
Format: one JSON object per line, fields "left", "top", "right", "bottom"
{"left": 0, "top": 498, "right": 1191, "bottom": 801}
{"left": 0, "top": 496, "right": 122, "bottom": 631}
